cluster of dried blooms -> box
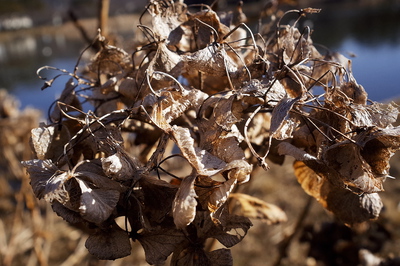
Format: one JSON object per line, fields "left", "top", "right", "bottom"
{"left": 21, "top": 1, "right": 400, "bottom": 265}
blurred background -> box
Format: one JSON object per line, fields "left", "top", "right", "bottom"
{"left": 0, "top": 0, "right": 400, "bottom": 112}
{"left": 1, "top": 1, "right": 400, "bottom": 265}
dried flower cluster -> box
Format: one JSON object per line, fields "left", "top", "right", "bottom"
{"left": 22, "top": 1, "right": 400, "bottom": 265}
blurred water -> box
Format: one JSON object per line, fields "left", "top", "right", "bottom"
{"left": 0, "top": 31, "right": 86, "bottom": 114}
{"left": 1, "top": 1, "right": 400, "bottom": 114}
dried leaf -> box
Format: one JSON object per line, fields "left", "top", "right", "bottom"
{"left": 172, "top": 125, "right": 227, "bottom": 176}
{"left": 324, "top": 185, "right": 383, "bottom": 225}
{"left": 51, "top": 200, "right": 87, "bottom": 225}
{"left": 171, "top": 246, "right": 232, "bottom": 266}
{"left": 230, "top": 193, "right": 287, "bottom": 224}
{"left": 207, "top": 248, "right": 233, "bottom": 266}
{"left": 293, "top": 160, "right": 324, "bottom": 202}
{"left": 30, "top": 125, "right": 53, "bottom": 160}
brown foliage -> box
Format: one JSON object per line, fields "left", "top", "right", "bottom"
{"left": 20, "top": 1, "right": 400, "bottom": 265}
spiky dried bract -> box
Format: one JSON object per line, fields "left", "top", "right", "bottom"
{"left": 21, "top": 0, "right": 400, "bottom": 264}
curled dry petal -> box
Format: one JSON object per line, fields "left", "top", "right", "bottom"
{"left": 270, "top": 96, "right": 300, "bottom": 139}
{"left": 172, "top": 125, "right": 227, "bottom": 176}
{"left": 30, "top": 125, "right": 53, "bottom": 160}
{"left": 172, "top": 174, "right": 198, "bottom": 229}
{"left": 208, "top": 178, "right": 237, "bottom": 214}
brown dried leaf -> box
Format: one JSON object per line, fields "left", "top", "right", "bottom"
{"left": 339, "top": 78, "right": 367, "bottom": 105}
{"left": 148, "top": 0, "right": 186, "bottom": 41}
{"left": 90, "top": 37, "right": 131, "bottom": 74}
{"left": 230, "top": 193, "right": 287, "bottom": 224}
{"left": 85, "top": 223, "right": 131, "bottom": 260}
{"left": 208, "top": 249, "right": 233, "bottom": 266}
{"left": 293, "top": 160, "right": 324, "bottom": 202}
{"left": 30, "top": 122, "right": 74, "bottom": 165}
{"left": 148, "top": 42, "right": 183, "bottom": 79}
{"left": 74, "top": 160, "right": 125, "bottom": 192}
{"left": 172, "top": 174, "right": 197, "bottom": 229}
{"left": 30, "top": 124, "right": 53, "bottom": 160}
{"left": 51, "top": 200, "right": 87, "bottom": 225}
{"left": 191, "top": 209, "right": 252, "bottom": 248}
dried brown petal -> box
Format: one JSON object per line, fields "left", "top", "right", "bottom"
{"left": 183, "top": 45, "right": 238, "bottom": 76}
{"left": 77, "top": 179, "right": 120, "bottom": 223}
{"left": 270, "top": 96, "right": 299, "bottom": 140}
{"left": 139, "top": 175, "right": 178, "bottom": 224}
{"left": 208, "top": 178, "right": 237, "bottom": 213}
{"left": 324, "top": 185, "right": 383, "bottom": 225}
{"left": 324, "top": 142, "right": 384, "bottom": 193}
{"left": 294, "top": 160, "right": 383, "bottom": 225}
{"left": 172, "top": 174, "right": 197, "bottom": 229}
{"left": 138, "top": 228, "right": 186, "bottom": 265}
{"left": 21, "top": 159, "right": 69, "bottom": 203}
{"left": 101, "top": 151, "right": 140, "bottom": 181}
{"left": 85, "top": 223, "right": 131, "bottom": 260}
{"left": 213, "top": 214, "right": 252, "bottom": 248}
